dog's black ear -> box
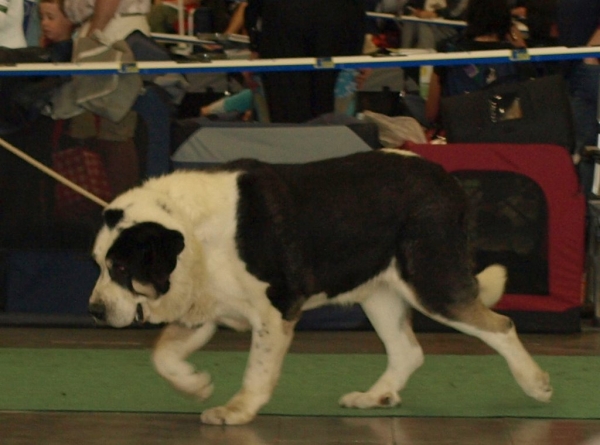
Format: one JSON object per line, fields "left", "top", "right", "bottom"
{"left": 144, "top": 226, "right": 185, "bottom": 294}
{"left": 107, "top": 222, "right": 185, "bottom": 295}
{"left": 103, "top": 209, "right": 124, "bottom": 228}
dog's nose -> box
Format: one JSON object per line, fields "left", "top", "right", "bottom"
{"left": 88, "top": 302, "right": 107, "bottom": 321}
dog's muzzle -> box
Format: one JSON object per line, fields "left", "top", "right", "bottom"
{"left": 87, "top": 302, "right": 145, "bottom": 325}
{"left": 88, "top": 302, "right": 107, "bottom": 322}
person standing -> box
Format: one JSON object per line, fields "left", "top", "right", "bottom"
{"left": 401, "top": 0, "right": 468, "bottom": 50}
{"left": 64, "top": 0, "right": 150, "bottom": 41}
{"left": 245, "top": 0, "right": 366, "bottom": 123}
{"left": 62, "top": 0, "right": 152, "bottom": 197}
{"left": 0, "top": 0, "right": 27, "bottom": 48}
{"left": 557, "top": 0, "right": 600, "bottom": 194}
{"left": 424, "top": 0, "right": 525, "bottom": 127}
{"left": 147, "top": 0, "right": 231, "bottom": 35}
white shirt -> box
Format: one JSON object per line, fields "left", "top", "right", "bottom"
{"left": 0, "top": 0, "right": 27, "bottom": 48}
{"left": 65, "top": 0, "right": 151, "bottom": 43}
{"left": 64, "top": 0, "right": 151, "bottom": 26}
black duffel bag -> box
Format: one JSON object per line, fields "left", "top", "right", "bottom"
{"left": 440, "top": 74, "right": 576, "bottom": 153}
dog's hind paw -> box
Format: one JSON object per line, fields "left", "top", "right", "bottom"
{"left": 339, "top": 390, "right": 401, "bottom": 409}
{"left": 200, "top": 405, "right": 255, "bottom": 425}
{"left": 524, "top": 371, "right": 553, "bottom": 403}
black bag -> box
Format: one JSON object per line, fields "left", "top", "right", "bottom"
{"left": 356, "top": 87, "right": 414, "bottom": 117}
{"left": 440, "top": 74, "right": 576, "bottom": 153}
{"left": 125, "top": 30, "right": 172, "bottom": 61}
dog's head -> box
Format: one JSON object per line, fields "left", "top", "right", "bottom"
{"left": 89, "top": 188, "right": 186, "bottom": 327}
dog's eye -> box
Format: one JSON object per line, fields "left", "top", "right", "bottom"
{"left": 114, "top": 263, "right": 128, "bottom": 274}
{"left": 110, "top": 262, "right": 130, "bottom": 282}
{"left": 107, "top": 260, "right": 136, "bottom": 293}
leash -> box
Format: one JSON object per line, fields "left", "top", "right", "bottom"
{"left": 0, "top": 136, "right": 109, "bottom": 208}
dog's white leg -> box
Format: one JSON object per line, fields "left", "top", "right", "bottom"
{"left": 200, "top": 306, "right": 296, "bottom": 425}
{"left": 478, "top": 323, "right": 552, "bottom": 403}
{"left": 419, "top": 298, "right": 552, "bottom": 403}
{"left": 152, "top": 322, "right": 217, "bottom": 400}
{"left": 340, "top": 289, "right": 423, "bottom": 409}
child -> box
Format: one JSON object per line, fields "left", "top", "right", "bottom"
{"left": 38, "top": 0, "right": 74, "bottom": 62}
{"left": 39, "top": 0, "right": 74, "bottom": 46}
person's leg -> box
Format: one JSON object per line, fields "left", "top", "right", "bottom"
{"left": 401, "top": 21, "right": 418, "bottom": 48}
{"left": 414, "top": 23, "right": 436, "bottom": 49}
{"left": 201, "top": 89, "right": 254, "bottom": 120}
{"left": 568, "top": 63, "right": 600, "bottom": 195}
{"left": 334, "top": 69, "right": 359, "bottom": 116}
{"left": 257, "top": 0, "right": 315, "bottom": 123}
{"left": 569, "top": 63, "right": 600, "bottom": 153}
{"left": 308, "top": 0, "right": 366, "bottom": 119}
{"left": 430, "top": 24, "right": 457, "bottom": 48}
{"left": 258, "top": 0, "right": 365, "bottom": 122}
{"left": 261, "top": 71, "right": 314, "bottom": 123}
{"left": 96, "top": 112, "right": 140, "bottom": 198}
{"left": 315, "top": 0, "right": 366, "bottom": 54}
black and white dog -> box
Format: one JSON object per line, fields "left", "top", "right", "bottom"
{"left": 89, "top": 149, "right": 552, "bottom": 425}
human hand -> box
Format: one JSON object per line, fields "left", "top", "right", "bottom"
{"left": 507, "top": 25, "right": 526, "bottom": 48}
{"left": 414, "top": 9, "right": 438, "bottom": 19}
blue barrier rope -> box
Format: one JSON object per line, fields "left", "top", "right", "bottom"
{"left": 0, "top": 46, "right": 599, "bottom": 77}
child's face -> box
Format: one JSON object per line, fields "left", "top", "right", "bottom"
{"left": 39, "top": 2, "right": 73, "bottom": 43}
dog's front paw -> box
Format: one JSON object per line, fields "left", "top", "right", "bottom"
{"left": 171, "top": 371, "right": 214, "bottom": 400}
{"left": 339, "top": 390, "right": 401, "bottom": 409}
{"left": 140, "top": 301, "right": 168, "bottom": 325}
{"left": 200, "top": 405, "right": 256, "bottom": 425}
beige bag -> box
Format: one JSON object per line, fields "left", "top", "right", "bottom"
{"left": 51, "top": 32, "right": 142, "bottom": 122}
{"left": 362, "top": 110, "right": 427, "bottom": 147}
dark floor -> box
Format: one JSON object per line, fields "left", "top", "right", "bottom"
{"left": 1, "top": 325, "right": 600, "bottom": 445}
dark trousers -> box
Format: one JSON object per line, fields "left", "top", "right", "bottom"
{"left": 566, "top": 62, "right": 600, "bottom": 196}
{"left": 257, "top": 0, "right": 366, "bottom": 123}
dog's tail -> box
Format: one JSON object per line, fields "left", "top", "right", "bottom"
{"left": 476, "top": 264, "right": 507, "bottom": 308}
